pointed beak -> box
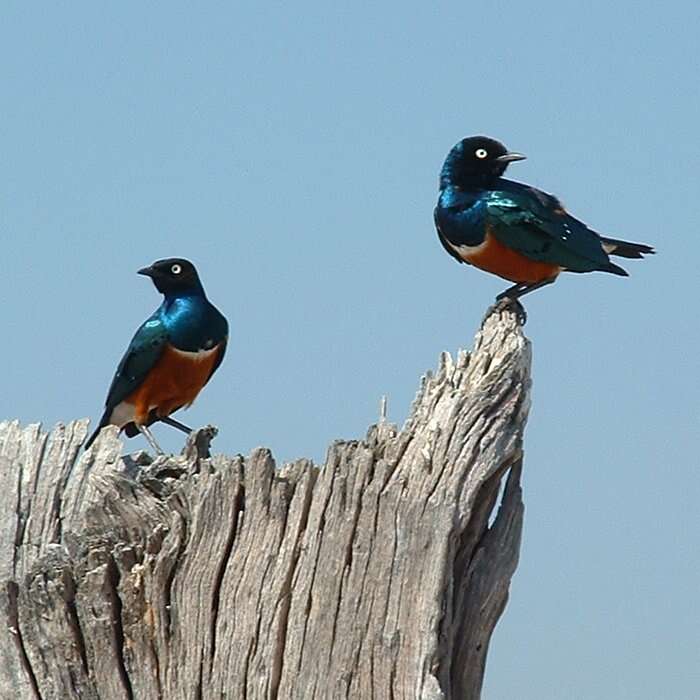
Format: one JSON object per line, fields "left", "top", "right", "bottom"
{"left": 495, "top": 152, "right": 527, "bottom": 163}
{"left": 137, "top": 266, "right": 155, "bottom": 277}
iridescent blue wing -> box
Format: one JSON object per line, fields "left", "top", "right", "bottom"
{"left": 484, "top": 185, "right": 623, "bottom": 274}
{"left": 86, "top": 316, "right": 168, "bottom": 447}
{"left": 103, "top": 317, "right": 168, "bottom": 410}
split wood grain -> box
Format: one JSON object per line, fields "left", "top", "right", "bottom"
{"left": 0, "top": 307, "right": 529, "bottom": 700}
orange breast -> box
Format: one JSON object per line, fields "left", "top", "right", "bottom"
{"left": 462, "top": 230, "right": 561, "bottom": 284}
{"left": 126, "top": 343, "right": 221, "bottom": 424}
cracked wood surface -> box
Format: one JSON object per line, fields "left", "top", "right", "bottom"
{"left": 0, "top": 308, "right": 529, "bottom": 700}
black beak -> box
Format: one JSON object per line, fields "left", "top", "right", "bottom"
{"left": 495, "top": 152, "right": 527, "bottom": 163}
{"left": 137, "top": 266, "right": 155, "bottom": 277}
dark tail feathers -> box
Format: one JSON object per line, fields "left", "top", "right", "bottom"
{"left": 601, "top": 261, "right": 629, "bottom": 277}
{"left": 85, "top": 407, "right": 169, "bottom": 449}
{"left": 600, "top": 237, "right": 656, "bottom": 259}
{"left": 84, "top": 410, "right": 111, "bottom": 449}
{"left": 84, "top": 424, "right": 103, "bottom": 449}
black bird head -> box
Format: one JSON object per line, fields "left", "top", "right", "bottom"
{"left": 138, "top": 258, "right": 205, "bottom": 296}
{"left": 440, "top": 136, "right": 526, "bottom": 188}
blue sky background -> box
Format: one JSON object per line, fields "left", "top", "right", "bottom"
{"left": 2, "top": 3, "right": 698, "bottom": 698}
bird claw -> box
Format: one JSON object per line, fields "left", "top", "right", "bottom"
{"left": 482, "top": 297, "right": 527, "bottom": 326}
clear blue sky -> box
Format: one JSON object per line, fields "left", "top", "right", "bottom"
{"left": 2, "top": 3, "right": 698, "bottom": 698}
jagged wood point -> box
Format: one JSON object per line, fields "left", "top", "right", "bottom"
{"left": 0, "top": 307, "right": 529, "bottom": 700}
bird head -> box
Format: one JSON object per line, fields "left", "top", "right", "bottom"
{"left": 440, "top": 136, "right": 526, "bottom": 188}
{"left": 138, "top": 258, "right": 204, "bottom": 296}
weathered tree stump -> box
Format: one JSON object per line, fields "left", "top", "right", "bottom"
{"left": 0, "top": 308, "right": 529, "bottom": 700}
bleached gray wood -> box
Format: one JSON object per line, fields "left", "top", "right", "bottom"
{"left": 0, "top": 307, "right": 529, "bottom": 700}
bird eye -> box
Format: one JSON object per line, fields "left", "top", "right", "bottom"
{"left": 475, "top": 148, "right": 488, "bottom": 159}
{"left": 171, "top": 264, "right": 182, "bottom": 275}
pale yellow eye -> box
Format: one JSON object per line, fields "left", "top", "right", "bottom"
{"left": 171, "top": 264, "right": 182, "bottom": 275}
{"left": 475, "top": 148, "right": 488, "bottom": 159}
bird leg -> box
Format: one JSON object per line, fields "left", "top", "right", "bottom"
{"left": 486, "top": 277, "right": 558, "bottom": 325}
{"left": 137, "top": 424, "right": 165, "bottom": 456}
{"left": 496, "top": 282, "right": 528, "bottom": 301}
{"left": 496, "top": 277, "right": 556, "bottom": 301}
{"left": 160, "top": 415, "right": 193, "bottom": 435}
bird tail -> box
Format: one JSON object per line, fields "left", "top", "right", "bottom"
{"left": 84, "top": 427, "right": 101, "bottom": 449}
{"left": 600, "top": 237, "right": 656, "bottom": 259}
{"left": 86, "top": 408, "right": 163, "bottom": 447}
{"left": 600, "top": 261, "right": 630, "bottom": 276}
{"left": 84, "top": 411, "right": 110, "bottom": 449}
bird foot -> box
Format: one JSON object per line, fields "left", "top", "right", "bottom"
{"left": 482, "top": 297, "right": 527, "bottom": 326}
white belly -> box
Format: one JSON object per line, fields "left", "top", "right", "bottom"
{"left": 109, "top": 401, "right": 137, "bottom": 428}
{"left": 169, "top": 345, "right": 221, "bottom": 361}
